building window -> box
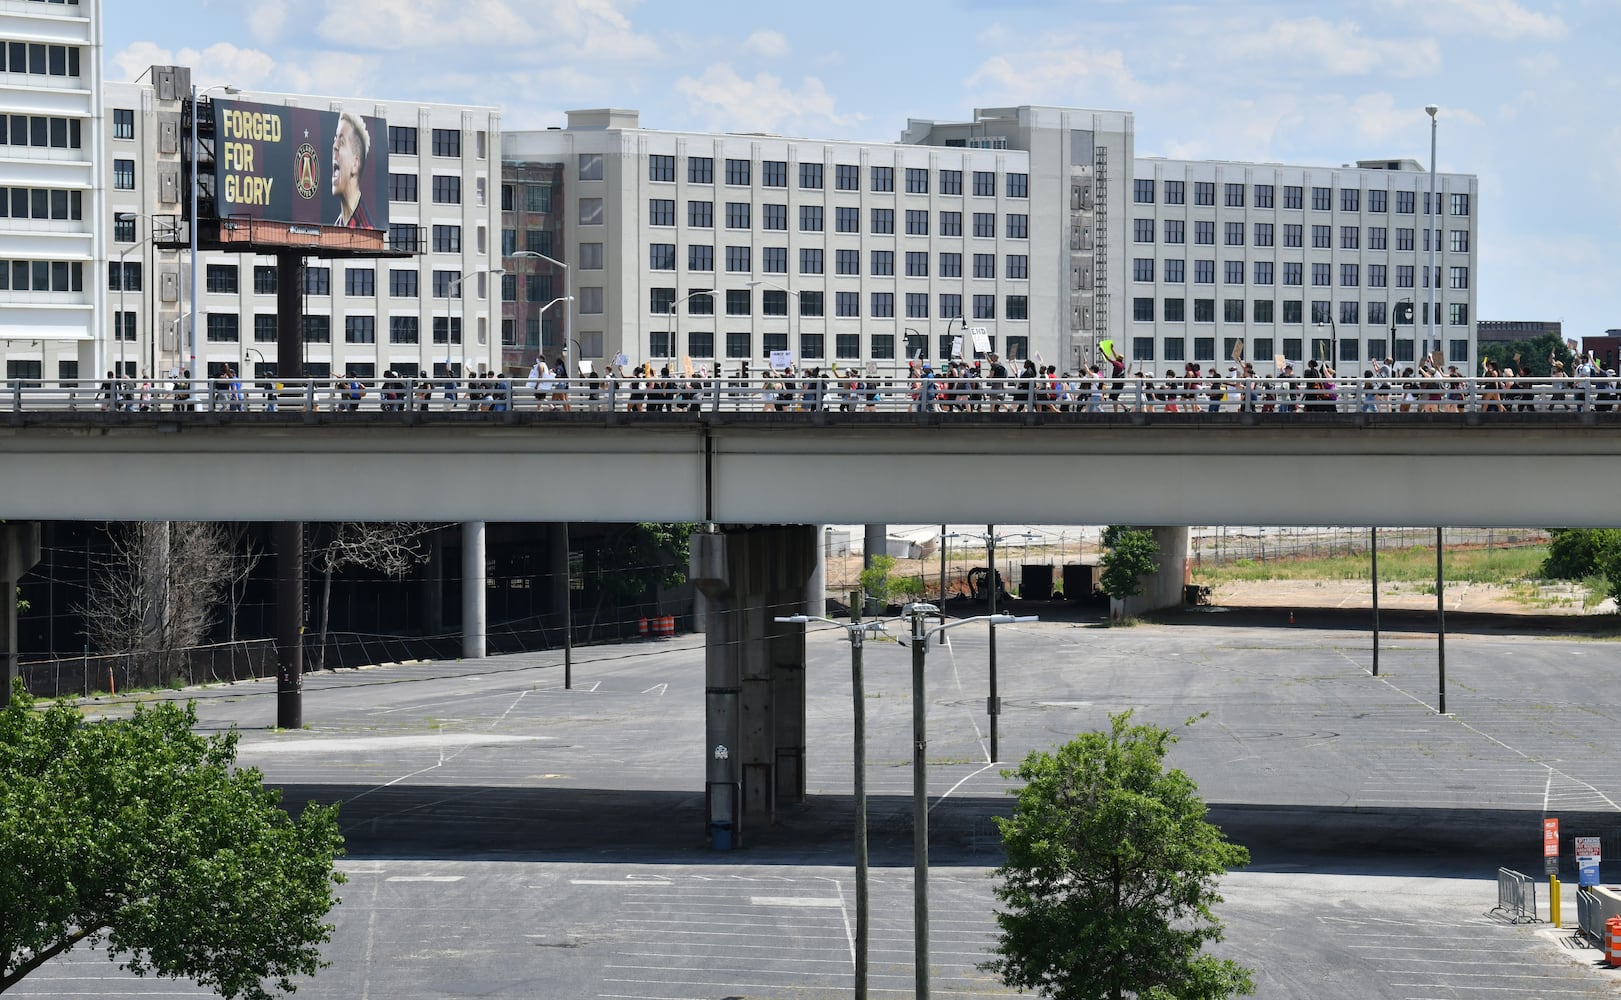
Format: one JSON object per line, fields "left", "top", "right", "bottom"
{"left": 1165, "top": 337, "right": 1187, "bottom": 360}
{"left": 905, "top": 167, "right": 929, "bottom": 193}
{"left": 871, "top": 165, "right": 894, "bottom": 192}
{"left": 340, "top": 267, "right": 373, "bottom": 297}
{"left": 685, "top": 331, "right": 714, "bottom": 358}
{"left": 1194, "top": 260, "right": 1215, "bottom": 284}
{"left": 971, "top": 294, "right": 995, "bottom": 320}
{"left": 303, "top": 266, "right": 330, "bottom": 296}
{"left": 431, "top": 128, "right": 461, "bottom": 157}
{"left": 940, "top": 210, "right": 962, "bottom": 237}
{"left": 650, "top": 287, "right": 676, "bottom": 314}
{"left": 724, "top": 202, "right": 751, "bottom": 228}
{"left": 429, "top": 316, "right": 459, "bottom": 344}
{"left": 905, "top": 251, "right": 928, "bottom": 277}
{"left": 1283, "top": 262, "right": 1302, "bottom": 286}
{"left": 648, "top": 154, "right": 675, "bottom": 182}
{"left": 688, "top": 200, "right": 714, "bottom": 228}
{"left": 1310, "top": 186, "right": 1331, "bottom": 211}
{"left": 1312, "top": 263, "right": 1330, "bottom": 286}
{"left": 1006, "top": 255, "right": 1027, "bottom": 279}
{"left": 800, "top": 162, "right": 823, "bottom": 189}
{"left": 871, "top": 291, "right": 894, "bottom": 317}
{"left": 649, "top": 199, "right": 676, "bottom": 226}
{"left": 1224, "top": 222, "right": 1244, "bottom": 246}
{"left": 763, "top": 247, "right": 788, "bottom": 273}
{"left": 1194, "top": 221, "right": 1214, "bottom": 245}
{"left": 112, "top": 108, "right": 133, "bottom": 139}
{"left": 1396, "top": 265, "right": 1414, "bottom": 288}
{"left": 1134, "top": 258, "right": 1154, "bottom": 282}
{"left": 1310, "top": 300, "right": 1331, "bottom": 324}
{"left": 799, "top": 291, "right": 824, "bottom": 317}
{"left": 1396, "top": 190, "right": 1415, "bottom": 214}
{"left": 1341, "top": 225, "right": 1360, "bottom": 250}
{"left": 1164, "top": 220, "right": 1184, "bottom": 244}
{"left": 800, "top": 205, "right": 824, "bottom": 232}
{"left": 974, "top": 171, "right": 996, "bottom": 197}
{"left": 760, "top": 289, "right": 787, "bottom": 316}
{"left": 1224, "top": 182, "right": 1245, "bottom": 207}
{"left": 1006, "top": 295, "right": 1028, "bottom": 320}
{"left": 685, "top": 290, "right": 714, "bottom": 316}
{"left": 1134, "top": 219, "right": 1155, "bottom": 243}
{"left": 871, "top": 250, "right": 894, "bottom": 276}
{"left": 344, "top": 316, "right": 376, "bottom": 343}
{"left": 762, "top": 160, "right": 787, "bottom": 187}
{"left": 578, "top": 197, "right": 604, "bottom": 225}
{"left": 1224, "top": 261, "right": 1244, "bottom": 285}
{"left": 206, "top": 314, "right": 239, "bottom": 343}
{"left": 1395, "top": 228, "right": 1414, "bottom": 251}
{"left": 431, "top": 224, "right": 461, "bottom": 253}
{"left": 724, "top": 158, "right": 750, "bottom": 185}
{"left": 835, "top": 206, "right": 860, "bottom": 233}
{"left": 799, "top": 248, "right": 823, "bottom": 274}
{"left": 1341, "top": 263, "right": 1359, "bottom": 287}
{"left": 1282, "top": 185, "right": 1303, "bottom": 210}
{"left": 726, "top": 245, "right": 751, "bottom": 273}
{"left": 1341, "top": 189, "right": 1360, "bottom": 212}
{"left": 1369, "top": 189, "right": 1387, "bottom": 213}
{"left": 1006, "top": 172, "right": 1028, "bottom": 198}
{"left": 1134, "top": 297, "right": 1154, "bottom": 322}
{"left": 1282, "top": 224, "right": 1302, "bottom": 248}
{"left": 872, "top": 208, "right": 895, "bottom": 234}
{"left": 577, "top": 152, "right": 603, "bottom": 181}
{"left": 525, "top": 185, "right": 552, "bottom": 212}
{"left": 649, "top": 243, "right": 676, "bottom": 270}
{"left": 905, "top": 292, "right": 929, "bottom": 319}
{"left": 689, "top": 245, "right": 714, "bottom": 271}
{"left": 835, "top": 291, "right": 860, "bottom": 318}
{"left": 974, "top": 212, "right": 995, "bottom": 238}
{"left": 1164, "top": 299, "right": 1185, "bottom": 322}
{"left": 940, "top": 252, "right": 962, "bottom": 277}
{"left": 1194, "top": 181, "right": 1215, "bottom": 206}
{"left": 1134, "top": 179, "right": 1154, "bottom": 203}
{"left": 1193, "top": 299, "right": 1215, "bottom": 323}
{"left": 113, "top": 159, "right": 134, "bottom": 189}
{"left": 431, "top": 175, "right": 461, "bottom": 204}
{"left": 1132, "top": 337, "right": 1155, "bottom": 360}
{"left": 388, "top": 126, "right": 418, "bottom": 155}
{"left": 1449, "top": 266, "right": 1469, "bottom": 290}
{"left": 254, "top": 315, "right": 278, "bottom": 342}
{"left": 761, "top": 203, "right": 787, "bottom": 230}
{"left": 388, "top": 269, "right": 418, "bottom": 297}
{"left": 389, "top": 173, "right": 418, "bottom": 202}
{"left": 688, "top": 156, "right": 713, "bottom": 184}
{"left": 939, "top": 293, "right": 962, "bottom": 319}
{"left": 1368, "top": 264, "right": 1386, "bottom": 288}
{"left": 1254, "top": 222, "right": 1274, "bottom": 247}
{"left": 1369, "top": 226, "right": 1387, "bottom": 250}
{"left": 112, "top": 214, "right": 135, "bottom": 242}
{"left": 1164, "top": 259, "right": 1185, "bottom": 283}
{"left": 1252, "top": 262, "right": 1274, "bottom": 285}
{"left": 905, "top": 209, "right": 928, "bottom": 235}
{"left": 1164, "top": 180, "right": 1185, "bottom": 205}
{"left": 835, "top": 248, "right": 859, "bottom": 275}
{"left": 251, "top": 265, "right": 277, "bottom": 294}
{"left": 429, "top": 269, "right": 459, "bottom": 298}
{"left": 1308, "top": 225, "right": 1328, "bottom": 249}
{"left": 1254, "top": 184, "right": 1274, "bottom": 208}
{"left": 1450, "top": 230, "right": 1470, "bottom": 253}
{"left": 1254, "top": 301, "right": 1274, "bottom": 324}
{"left": 1450, "top": 193, "right": 1470, "bottom": 216}
{"left": 726, "top": 332, "right": 751, "bottom": 358}
{"left": 1339, "top": 301, "right": 1359, "bottom": 325}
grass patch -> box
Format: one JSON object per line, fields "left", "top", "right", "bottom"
{"left": 1192, "top": 543, "right": 1548, "bottom": 586}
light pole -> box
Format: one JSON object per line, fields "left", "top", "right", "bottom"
{"left": 1315, "top": 314, "right": 1338, "bottom": 369}
{"left": 974, "top": 525, "right": 1036, "bottom": 762}
{"left": 774, "top": 610, "right": 889, "bottom": 1000}
{"left": 748, "top": 277, "right": 800, "bottom": 369}
{"left": 1425, "top": 104, "right": 1440, "bottom": 365}
{"left": 112, "top": 217, "right": 159, "bottom": 385}
{"left": 445, "top": 267, "right": 505, "bottom": 382}
{"left": 189, "top": 82, "right": 239, "bottom": 377}
{"left": 903, "top": 601, "right": 1037, "bottom": 1000}
{"left": 510, "top": 250, "right": 570, "bottom": 367}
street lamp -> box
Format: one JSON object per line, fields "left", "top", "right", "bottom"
{"left": 510, "top": 250, "right": 571, "bottom": 366}
{"left": 748, "top": 277, "right": 800, "bottom": 370}
{"left": 1391, "top": 298, "right": 1414, "bottom": 371}
{"left": 1425, "top": 104, "right": 1440, "bottom": 364}
{"left": 189, "top": 82, "right": 239, "bottom": 376}
{"left": 773, "top": 611, "right": 889, "bottom": 1000}
{"left": 112, "top": 213, "right": 163, "bottom": 387}
{"left": 970, "top": 525, "right": 1035, "bottom": 762}
{"left": 1315, "top": 313, "right": 1338, "bottom": 370}
{"left": 445, "top": 267, "right": 505, "bottom": 384}
{"left": 902, "top": 601, "right": 1037, "bottom": 1000}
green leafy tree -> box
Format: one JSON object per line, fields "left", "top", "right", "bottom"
{"left": 589, "top": 522, "right": 696, "bottom": 601}
{"left": 1540, "top": 528, "right": 1621, "bottom": 581}
{"left": 1, "top": 687, "right": 345, "bottom": 998}
{"left": 984, "top": 711, "right": 1253, "bottom": 1000}
{"left": 1100, "top": 526, "right": 1160, "bottom": 601}
{"left": 858, "top": 553, "right": 898, "bottom": 608}
{"left": 1478, "top": 332, "right": 1574, "bottom": 377}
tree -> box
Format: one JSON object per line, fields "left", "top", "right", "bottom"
{"left": 80, "top": 522, "right": 239, "bottom": 688}
{"left": 1478, "top": 332, "right": 1573, "bottom": 377}
{"left": 582, "top": 522, "right": 696, "bottom": 638}
{"left": 0, "top": 687, "right": 345, "bottom": 998}
{"left": 1100, "top": 526, "right": 1159, "bottom": 602}
{"left": 307, "top": 522, "right": 434, "bottom": 671}
{"left": 858, "top": 553, "right": 898, "bottom": 608}
{"left": 984, "top": 711, "right": 1253, "bottom": 1000}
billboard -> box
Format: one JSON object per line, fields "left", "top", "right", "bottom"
{"left": 212, "top": 99, "right": 388, "bottom": 235}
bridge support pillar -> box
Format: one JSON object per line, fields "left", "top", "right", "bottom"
{"left": 691, "top": 525, "right": 815, "bottom": 849}
{"left": 863, "top": 524, "right": 886, "bottom": 614}
{"left": 1111, "top": 525, "right": 1191, "bottom": 620}
{"left": 274, "top": 521, "right": 303, "bottom": 729}
{"left": 805, "top": 524, "right": 826, "bottom": 617}
{"left": 462, "top": 521, "right": 486, "bottom": 659}
{"left": 1, "top": 521, "right": 41, "bottom": 706}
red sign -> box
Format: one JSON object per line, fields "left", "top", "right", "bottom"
{"left": 1544, "top": 817, "right": 1559, "bottom": 858}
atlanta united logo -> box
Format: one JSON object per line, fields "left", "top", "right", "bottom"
{"left": 293, "top": 142, "right": 319, "bottom": 200}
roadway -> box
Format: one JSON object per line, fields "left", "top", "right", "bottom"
{"left": 14, "top": 618, "right": 1621, "bottom": 997}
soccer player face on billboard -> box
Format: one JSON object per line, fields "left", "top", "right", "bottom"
{"left": 331, "top": 114, "right": 364, "bottom": 224}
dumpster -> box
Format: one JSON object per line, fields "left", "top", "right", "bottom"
{"left": 1063, "top": 564, "right": 1099, "bottom": 601}
{"left": 1021, "top": 564, "right": 1053, "bottom": 600}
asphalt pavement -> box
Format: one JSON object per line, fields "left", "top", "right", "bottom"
{"left": 19, "top": 616, "right": 1621, "bottom": 998}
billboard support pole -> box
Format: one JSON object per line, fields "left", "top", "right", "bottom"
{"left": 275, "top": 251, "right": 306, "bottom": 730}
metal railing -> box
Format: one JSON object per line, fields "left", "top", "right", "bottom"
{"left": 1491, "top": 867, "right": 1540, "bottom": 924}
{"left": 7, "top": 374, "right": 1621, "bottom": 418}
{"left": 1578, "top": 886, "right": 1604, "bottom": 943}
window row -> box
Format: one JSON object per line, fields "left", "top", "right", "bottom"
{"left": 1, "top": 186, "right": 82, "bottom": 221}
{"left": 1133, "top": 257, "right": 1468, "bottom": 289}
{"left": 1130, "top": 297, "right": 1470, "bottom": 327}
{"left": 0, "top": 114, "right": 84, "bottom": 150}
{"left": 1124, "top": 336, "right": 1472, "bottom": 366}
{"left": 2, "top": 40, "right": 82, "bottom": 77}
{"left": 386, "top": 127, "right": 467, "bottom": 159}
{"left": 1134, "top": 180, "right": 1471, "bottom": 216}
{"left": 648, "top": 199, "right": 1027, "bottom": 238}
{"left": 0, "top": 258, "right": 84, "bottom": 291}
{"left": 1137, "top": 219, "right": 1470, "bottom": 253}
{"left": 647, "top": 243, "right": 1029, "bottom": 278}
{"left": 645, "top": 155, "right": 1030, "bottom": 199}
{"left": 648, "top": 286, "right": 1028, "bottom": 321}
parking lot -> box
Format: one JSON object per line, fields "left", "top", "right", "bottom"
{"left": 16, "top": 617, "right": 1621, "bottom": 997}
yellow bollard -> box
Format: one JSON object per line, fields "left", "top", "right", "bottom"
{"left": 1550, "top": 876, "right": 1561, "bottom": 928}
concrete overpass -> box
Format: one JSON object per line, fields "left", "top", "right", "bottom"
{"left": 5, "top": 408, "right": 1617, "bottom": 849}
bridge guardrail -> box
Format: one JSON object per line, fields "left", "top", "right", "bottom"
{"left": 6, "top": 373, "right": 1621, "bottom": 418}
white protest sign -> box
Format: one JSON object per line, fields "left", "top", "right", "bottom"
{"left": 769, "top": 350, "right": 794, "bottom": 371}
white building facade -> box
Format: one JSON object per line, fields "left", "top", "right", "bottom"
{"left": 0, "top": 0, "right": 104, "bottom": 383}
{"left": 1127, "top": 157, "right": 1479, "bottom": 371}
{"left": 101, "top": 68, "right": 502, "bottom": 380}
{"left": 504, "top": 106, "right": 1134, "bottom": 373}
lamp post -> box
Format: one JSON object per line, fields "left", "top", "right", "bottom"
{"left": 773, "top": 610, "right": 889, "bottom": 999}
{"left": 747, "top": 278, "right": 800, "bottom": 368}
{"left": 112, "top": 216, "right": 159, "bottom": 386}
{"left": 1315, "top": 313, "right": 1337, "bottom": 369}
{"left": 510, "top": 249, "right": 571, "bottom": 367}
{"left": 903, "top": 601, "right": 1037, "bottom": 1000}
{"left": 189, "top": 82, "right": 239, "bottom": 377}
{"left": 1425, "top": 104, "right": 1440, "bottom": 364}
{"left": 445, "top": 267, "right": 505, "bottom": 385}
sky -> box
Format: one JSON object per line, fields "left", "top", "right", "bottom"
{"left": 104, "top": 0, "right": 1619, "bottom": 339}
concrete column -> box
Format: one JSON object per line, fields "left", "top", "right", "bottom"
{"left": 1, "top": 522, "right": 41, "bottom": 706}
{"left": 1111, "top": 525, "right": 1191, "bottom": 620}
{"left": 863, "top": 523, "right": 886, "bottom": 614}
{"left": 804, "top": 524, "right": 826, "bottom": 617}
{"left": 422, "top": 528, "right": 444, "bottom": 634}
{"left": 462, "top": 521, "right": 486, "bottom": 659}
{"left": 274, "top": 521, "right": 303, "bottom": 729}
{"left": 691, "top": 524, "right": 815, "bottom": 849}
{"left": 547, "top": 522, "right": 570, "bottom": 636}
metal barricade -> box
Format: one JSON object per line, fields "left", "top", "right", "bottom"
{"left": 1491, "top": 867, "right": 1540, "bottom": 924}
{"left": 1579, "top": 887, "right": 1604, "bottom": 943}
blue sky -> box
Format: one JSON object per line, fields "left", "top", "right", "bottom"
{"left": 105, "top": 0, "right": 1618, "bottom": 339}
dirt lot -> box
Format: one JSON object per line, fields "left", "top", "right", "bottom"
{"left": 1207, "top": 577, "right": 1612, "bottom": 616}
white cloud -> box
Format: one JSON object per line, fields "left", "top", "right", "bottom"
{"left": 675, "top": 64, "right": 865, "bottom": 134}
{"left": 1223, "top": 17, "right": 1439, "bottom": 78}
{"left": 744, "top": 29, "right": 789, "bottom": 58}
{"left": 1380, "top": 0, "right": 1567, "bottom": 41}
{"left": 966, "top": 46, "right": 1164, "bottom": 107}
{"left": 311, "top": 0, "right": 657, "bottom": 60}
{"left": 276, "top": 50, "right": 384, "bottom": 98}
{"left": 110, "top": 41, "right": 278, "bottom": 90}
